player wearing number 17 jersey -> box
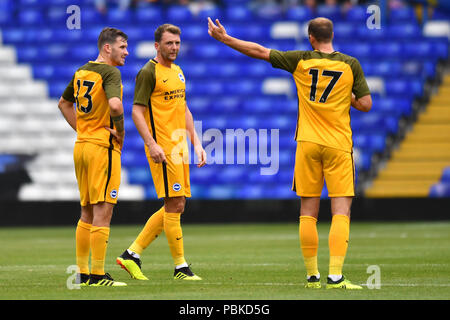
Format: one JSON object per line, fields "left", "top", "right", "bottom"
{"left": 208, "top": 17, "right": 372, "bottom": 289}
{"left": 58, "top": 27, "right": 128, "bottom": 287}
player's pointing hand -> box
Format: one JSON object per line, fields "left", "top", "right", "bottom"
{"left": 208, "top": 17, "right": 227, "bottom": 42}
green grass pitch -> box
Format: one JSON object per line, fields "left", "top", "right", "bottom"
{"left": 0, "top": 221, "right": 449, "bottom": 300}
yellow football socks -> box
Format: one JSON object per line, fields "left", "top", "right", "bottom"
{"left": 328, "top": 214, "right": 350, "bottom": 276}
{"left": 164, "top": 212, "right": 186, "bottom": 266}
{"left": 90, "top": 226, "right": 110, "bottom": 275}
{"left": 75, "top": 219, "right": 91, "bottom": 275}
{"left": 128, "top": 206, "right": 165, "bottom": 255}
{"left": 299, "top": 216, "right": 319, "bottom": 277}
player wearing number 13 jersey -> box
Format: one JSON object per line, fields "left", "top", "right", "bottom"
{"left": 208, "top": 17, "right": 372, "bottom": 289}
{"left": 58, "top": 27, "right": 128, "bottom": 287}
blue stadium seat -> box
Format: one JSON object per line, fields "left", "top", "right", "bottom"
{"left": 389, "top": 23, "right": 421, "bottom": 39}
{"left": 55, "top": 64, "right": 79, "bottom": 79}
{"left": 0, "top": 154, "right": 19, "bottom": 172}
{"left": 211, "top": 96, "right": 241, "bottom": 113}
{"left": 33, "top": 65, "right": 56, "bottom": 80}
{"left": 225, "top": 6, "right": 253, "bottom": 21}
{"left": 389, "top": 7, "right": 417, "bottom": 23}
{"left": 440, "top": 167, "right": 450, "bottom": 182}
{"left": 345, "top": 5, "right": 367, "bottom": 22}
{"left": 242, "top": 61, "right": 273, "bottom": 77}
{"left": 16, "top": 45, "right": 40, "bottom": 62}
{"left": 18, "top": 0, "right": 42, "bottom": 8}
{"left": 69, "top": 44, "right": 98, "bottom": 61}
{"left": 316, "top": 5, "right": 343, "bottom": 21}
{"left": 370, "top": 42, "right": 401, "bottom": 59}
{"left": 191, "top": 43, "right": 222, "bottom": 58}
{"left": 286, "top": 6, "right": 313, "bottom": 22}
{"left": 74, "top": 25, "right": 103, "bottom": 43}
{"left": 121, "top": 152, "right": 148, "bottom": 168}
{"left": 254, "top": 4, "right": 283, "bottom": 21}
{"left": 188, "top": 80, "right": 224, "bottom": 95}
{"left": 353, "top": 133, "right": 386, "bottom": 152}
{"left": 190, "top": 166, "right": 218, "bottom": 184}
{"left": 46, "top": 6, "right": 68, "bottom": 25}
{"left": 224, "top": 80, "right": 260, "bottom": 96}
{"left": 371, "top": 61, "right": 402, "bottom": 77}
{"left": 188, "top": 96, "right": 210, "bottom": 114}
{"left": 1, "top": 29, "right": 26, "bottom": 44}
{"left": 338, "top": 43, "right": 370, "bottom": 59}
{"left": 195, "top": 6, "right": 222, "bottom": 21}
{"left": 429, "top": 183, "right": 450, "bottom": 197}
{"left": 242, "top": 97, "right": 272, "bottom": 113}
{"left": 167, "top": 5, "right": 193, "bottom": 22}
{"left": 215, "top": 166, "right": 247, "bottom": 183}
{"left": 423, "top": 61, "right": 437, "bottom": 78}
{"left": 385, "top": 78, "right": 423, "bottom": 97}
{"left": 0, "top": 9, "right": 13, "bottom": 25}
{"left": 106, "top": 8, "right": 134, "bottom": 24}
{"left": 135, "top": 6, "right": 164, "bottom": 24}
{"left": 333, "top": 23, "right": 356, "bottom": 39}
{"left": 206, "top": 184, "right": 236, "bottom": 199}
{"left": 373, "top": 97, "right": 412, "bottom": 117}
{"left": 128, "top": 167, "right": 152, "bottom": 184}
{"left": 354, "top": 149, "right": 373, "bottom": 171}
{"left": 226, "top": 24, "right": 269, "bottom": 40}
{"left": 235, "top": 185, "right": 266, "bottom": 199}
{"left": 356, "top": 25, "right": 386, "bottom": 40}
{"left": 80, "top": 8, "right": 105, "bottom": 25}
{"left": 48, "top": 80, "right": 68, "bottom": 98}
{"left": 18, "top": 9, "right": 44, "bottom": 25}
{"left": 53, "top": 29, "right": 83, "bottom": 43}
{"left": 182, "top": 24, "right": 208, "bottom": 41}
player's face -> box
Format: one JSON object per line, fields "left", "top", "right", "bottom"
{"left": 157, "top": 32, "right": 181, "bottom": 62}
{"left": 110, "top": 37, "right": 129, "bottom": 66}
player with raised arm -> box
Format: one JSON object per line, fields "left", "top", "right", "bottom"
{"left": 208, "top": 17, "right": 372, "bottom": 289}
{"left": 58, "top": 27, "right": 128, "bottom": 287}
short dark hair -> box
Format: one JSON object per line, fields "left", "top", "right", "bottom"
{"left": 308, "top": 17, "right": 333, "bottom": 43}
{"left": 97, "top": 27, "right": 128, "bottom": 51}
{"left": 154, "top": 24, "right": 181, "bottom": 43}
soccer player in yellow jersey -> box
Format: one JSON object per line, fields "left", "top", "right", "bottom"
{"left": 208, "top": 17, "right": 372, "bottom": 289}
{"left": 58, "top": 27, "right": 128, "bottom": 287}
{"left": 116, "top": 24, "right": 206, "bottom": 281}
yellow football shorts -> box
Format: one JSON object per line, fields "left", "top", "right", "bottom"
{"left": 292, "top": 141, "right": 355, "bottom": 197}
{"left": 146, "top": 151, "right": 191, "bottom": 199}
{"left": 74, "top": 142, "right": 121, "bottom": 206}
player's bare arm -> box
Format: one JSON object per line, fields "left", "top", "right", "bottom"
{"left": 208, "top": 17, "right": 271, "bottom": 62}
{"left": 351, "top": 93, "right": 372, "bottom": 112}
{"left": 132, "top": 103, "right": 166, "bottom": 163}
{"left": 185, "top": 104, "right": 206, "bottom": 168}
{"left": 58, "top": 96, "right": 77, "bottom": 132}
{"left": 105, "top": 97, "right": 125, "bottom": 149}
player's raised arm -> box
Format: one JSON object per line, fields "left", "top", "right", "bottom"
{"left": 208, "top": 17, "right": 271, "bottom": 62}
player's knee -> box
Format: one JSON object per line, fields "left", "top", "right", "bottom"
{"left": 165, "top": 197, "right": 186, "bottom": 213}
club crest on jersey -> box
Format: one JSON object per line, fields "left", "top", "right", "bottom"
{"left": 110, "top": 189, "right": 118, "bottom": 199}
{"left": 178, "top": 73, "right": 185, "bottom": 83}
{"left": 172, "top": 183, "right": 181, "bottom": 192}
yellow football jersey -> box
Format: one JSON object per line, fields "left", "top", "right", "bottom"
{"left": 133, "top": 59, "right": 188, "bottom": 156}
{"left": 62, "top": 61, "right": 123, "bottom": 153}
{"left": 270, "top": 50, "right": 370, "bottom": 153}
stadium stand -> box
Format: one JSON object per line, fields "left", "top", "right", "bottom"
{"left": 0, "top": 0, "right": 448, "bottom": 200}
{"left": 367, "top": 74, "right": 450, "bottom": 197}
